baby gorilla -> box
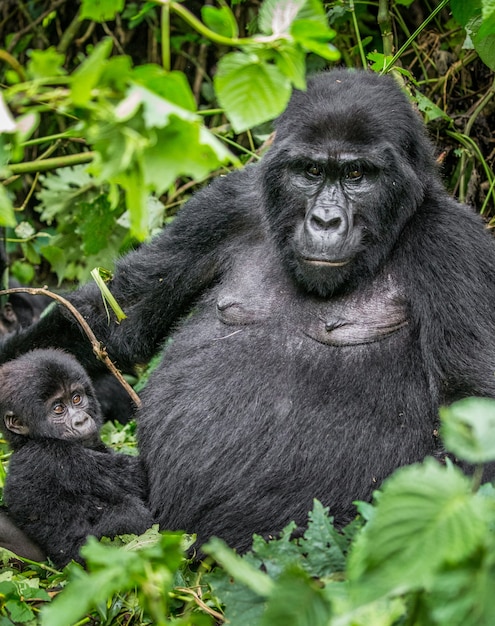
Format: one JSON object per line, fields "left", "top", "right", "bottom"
{"left": 0, "top": 349, "right": 153, "bottom": 567}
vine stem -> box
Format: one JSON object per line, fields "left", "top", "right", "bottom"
{"left": 0, "top": 152, "right": 95, "bottom": 179}
{"left": 0, "top": 287, "right": 141, "bottom": 409}
{"left": 161, "top": 3, "right": 171, "bottom": 71}
{"left": 382, "top": 0, "right": 450, "bottom": 73}
{"left": 157, "top": 0, "right": 272, "bottom": 48}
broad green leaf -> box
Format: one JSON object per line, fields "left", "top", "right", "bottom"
{"left": 80, "top": 0, "right": 124, "bottom": 22}
{"left": 26, "top": 47, "right": 66, "bottom": 79}
{"left": 348, "top": 459, "right": 489, "bottom": 601}
{"left": 132, "top": 66, "right": 196, "bottom": 111}
{"left": 79, "top": 197, "right": 118, "bottom": 256}
{"left": 413, "top": 90, "right": 450, "bottom": 123}
{"left": 114, "top": 165, "right": 148, "bottom": 241}
{"left": 36, "top": 166, "right": 93, "bottom": 223}
{"left": 11, "top": 260, "right": 35, "bottom": 284}
{"left": 483, "top": 0, "right": 495, "bottom": 20}
{"left": 367, "top": 51, "right": 392, "bottom": 72}
{"left": 259, "top": 0, "right": 325, "bottom": 35}
{"left": 114, "top": 84, "right": 197, "bottom": 128}
{"left": 202, "top": 5, "right": 238, "bottom": 38}
{"left": 290, "top": 19, "right": 339, "bottom": 61}
{"left": 207, "top": 567, "right": 266, "bottom": 626}
{"left": 0, "top": 185, "right": 16, "bottom": 227}
{"left": 39, "top": 245, "right": 67, "bottom": 284}
{"left": 273, "top": 45, "right": 307, "bottom": 90}
{"left": 203, "top": 537, "right": 274, "bottom": 597}
{"left": 440, "top": 397, "right": 495, "bottom": 463}
{"left": 215, "top": 52, "right": 292, "bottom": 132}
{"left": 251, "top": 522, "right": 301, "bottom": 579}
{"left": 4, "top": 598, "right": 34, "bottom": 622}
{"left": 260, "top": 566, "right": 332, "bottom": 626}
{"left": 450, "top": 0, "right": 481, "bottom": 27}
{"left": 426, "top": 564, "right": 495, "bottom": 626}
{"left": 473, "top": 15, "right": 495, "bottom": 70}
{"left": 71, "top": 38, "right": 113, "bottom": 106}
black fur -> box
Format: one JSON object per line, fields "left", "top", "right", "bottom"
{"left": 3, "top": 69, "right": 495, "bottom": 552}
{"left": 0, "top": 349, "right": 153, "bottom": 566}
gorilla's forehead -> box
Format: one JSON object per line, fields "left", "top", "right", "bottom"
{"left": 275, "top": 70, "right": 416, "bottom": 153}
{"left": 287, "top": 108, "right": 389, "bottom": 149}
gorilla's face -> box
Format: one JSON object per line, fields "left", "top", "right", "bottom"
{"left": 261, "top": 70, "right": 436, "bottom": 296}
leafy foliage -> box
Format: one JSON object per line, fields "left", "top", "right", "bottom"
{"left": 1, "top": 0, "right": 495, "bottom": 284}
{"left": 2, "top": 2, "right": 495, "bottom": 625}
{"left": 2, "top": 397, "right": 495, "bottom": 625}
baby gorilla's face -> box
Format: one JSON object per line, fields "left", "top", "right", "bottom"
{"left": 45, "top": 385, "right": 99, "bottom": 441}
{"left": 0, "top": 349, "right": 103, "bottom": 447}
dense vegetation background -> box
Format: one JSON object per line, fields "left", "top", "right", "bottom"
{"left": 1, "top": 1, "right": 495, "bottom": 624}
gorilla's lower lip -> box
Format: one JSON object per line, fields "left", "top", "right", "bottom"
{"left": 303, "top": 258, "right": 350, "bottom": 267}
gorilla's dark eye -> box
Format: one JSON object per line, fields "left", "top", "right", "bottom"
{"left": 53, "top": 403, "right": 65, "bottom": 415}
{"left": 305, "top": 163, "right": 324, "bottom": 179}
{"left": 72, "top": 393, "right": 82, "bottom": 405}
{"left": 345, "top": 168, "right": 363, "bottom": 181}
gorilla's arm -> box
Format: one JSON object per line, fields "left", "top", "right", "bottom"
{"left": 403, "top": 195, "right": 495, "bottom": 399}
{"left": 0, "top": 507, "right": 46, "bottom": 561}
{"left": 0, "top": 167, "right": 257, "bottom": 372}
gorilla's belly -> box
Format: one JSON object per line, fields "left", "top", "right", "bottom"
{"left": 138, "top": 314, "right": 436, "bottom": 551}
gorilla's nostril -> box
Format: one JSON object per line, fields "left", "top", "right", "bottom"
{"left": 311, "top": 215, "right": 342, "bottom": 231}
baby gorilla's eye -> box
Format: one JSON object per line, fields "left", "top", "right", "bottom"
{"left": 72, "top": 393, "right": 82, "bottom": 405}
{"left": 345, "top": 168, "right": 363, "bottom": 181}
{"left": 53, "top": 403, "right": 65, "bottom": 415}
{"left": 305, "top": 163, "right": 324, "bottom": 178}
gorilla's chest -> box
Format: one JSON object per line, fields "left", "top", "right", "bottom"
{"left": 213, "top": 246, "right": 409, "bottom": 347}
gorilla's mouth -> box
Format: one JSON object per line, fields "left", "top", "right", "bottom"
{"left": 302, "top": 258, "right": 351, "bottom": 268}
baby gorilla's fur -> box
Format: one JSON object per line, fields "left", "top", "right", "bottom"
{"left": 0, "top": 349, "right": 153, "bottom": 567}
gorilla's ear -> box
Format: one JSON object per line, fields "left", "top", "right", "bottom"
{"left": 4, "top": 412, "right": 29, "bottom": 435}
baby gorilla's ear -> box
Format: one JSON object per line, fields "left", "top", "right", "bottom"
{"left": 4, "top": 412, "right": 30, "bottom": 436}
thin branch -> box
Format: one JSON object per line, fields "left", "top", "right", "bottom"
{"left": 0, "top": 152, "right": 95, "bottom": 179}
{"left": 175, "top": 587, "right": 225, "bottom": 622}
{"left": 0, "top": 287, "right": 141, "bottom": 409}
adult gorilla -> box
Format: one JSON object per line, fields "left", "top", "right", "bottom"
{"left": 3, "top": 69, "right": 495, "bottom": 553}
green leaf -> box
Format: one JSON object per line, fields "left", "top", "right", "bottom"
{"left": 290, "top": 19, "right": 339, "bottom": 61}
{"left": 91, "top": 267, "right": 127, "bottom": 322}
{"left": 203, "top": 537, "right": 274, "bottom": 597}
{"left": 0, "top": 185, "right": 16, "bottom": 228}
{"left": 115, "top": 84, "right": 197, "bottom": 128}
{"left": 259, "top": 0, "right": 325, "bottom": 35}
{"left": 80, "top": 0, "right": 125, "bottom": 22}
{"left": 207, "top": 567, "right": 266, "bottom": 626}
{"left": 272, "top": 45, "right": 306, "bottom": 90}
{"left": 202, "top": 5, "right": 238, "bottom": 38}
{"left": 132, "top": 66, "right": 197, "bottom": 111}
{"left": 426, "top": 563, "right": 495, "bottom": 626}
{"left": 473, "top": 15, "right": 495, "bottom": 70}
{"left": 413, "top": 90, "right": 451, "bottom": 123}
{"left": 71, "top": 38, "right": 113, "bottom": 106}
{"left": 26, "top": 47, "right": 66, "bottom": 79}
{"left": 215, "top": 52, "right": 292, "bottom": 132}
{"left": 299, "top": 500, "right": 348, "bottom": 577}
{"left": 114, "top": 165, "right": 148, "bottom": 241}
{"left": 39, "top": 245, "right": 67, "bottom": 284}
{"left": 440, "top": 397, "right": 495, "bottom": 463}
{"left": 36, "top": 165, "right": 93, "bottom": 223}
{"left": 260, "top": 566, "right": 332, "bottom": 626}
{"left": 450, "top": 0, "right": 481, "bottom": 27}
{"left": 251, "top": 522, "right": 302, "bottom": 579}
{"left": 348, "top": 459, "right": 490, "bottom": 601}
